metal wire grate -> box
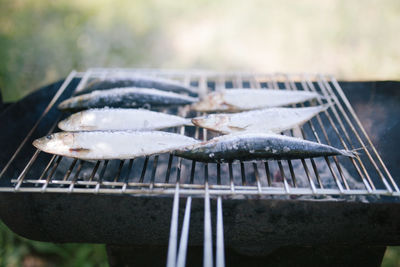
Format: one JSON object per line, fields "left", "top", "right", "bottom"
{"left": 0, "top": 68, "right": 397, "bottom": 197}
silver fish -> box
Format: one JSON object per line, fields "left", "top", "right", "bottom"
{"left": 192, "top": 105, "right": 327, "bottom": 134}
{"left": 175, "top": 133, "right": 357, "bottom": 163}
{"left": 58, "top": 108, "right": 192, "bottom": 131}
{"left": 192, "top": 89, "right": 321, "bottom": 112}
{"left": 77, "top": 74, "right": 198, "bottom": 96}
{"left": 33, "top": 131, "right": 199, "bottom": 160}
{"left": 58, "top": 87, "right": 198, "bottom": 112}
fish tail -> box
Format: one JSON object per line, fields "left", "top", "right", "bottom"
{"left": 340, "top": 148, "right": 361, "bottom": 158}
{"left": 321, "top": 103, "right": 333, "bottom": 111}
{"left": 183, "top": 118, "right": 194, "bottom": 126}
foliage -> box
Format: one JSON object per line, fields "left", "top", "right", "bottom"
{"left": 0, "top": 221, "right": 107, "bottom": 267}
{"left": 1, "top": 0, "right": 400, "bottom": 101}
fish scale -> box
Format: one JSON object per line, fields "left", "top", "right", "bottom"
{"left": 175, "top": 133, "right": 357, "bottom": 163}
{"left": 192, "top": 88, "right": 321, "bottom": 112}
{"left": 58, "top": 108, "right": 191, "bottom": 131}
{"left": 192, "top": 105, "right": 328, "bottom": 134}
{"left": 58, "top": 87, "right": 198, "bottom": 112}
{"left": 33, "top": 131, "right": 200, "bottom": 160}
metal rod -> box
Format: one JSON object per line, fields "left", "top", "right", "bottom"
{"left": 139, "top": 156, "right": 149, "bottom": 183}
{"left": 0, "top": 71, "right": 77, "bottom": 179}
{"left": 150, "top": 156, "right": 159, "bottom": 189}
{"left": 114, "top": 160, "right": 125, "bottom": 182}
{"left": 264, "top": 162, "right": 272, "bottom": 186}
{"left": 176, "top": 197, "right": 192, "bottom": 267}
{"left": 165, "top": 155, "right": 174, "bottom": 183}
{"left": 38, "top": 155, "right": 57, "bottom": 180}
{"left": 166, "top": 183, "right": 180, "bottom": 267}
{"left": 216, "top": 197, "right": 225, "bottom": 267}
{"left": 329, "top": 76, "right": 398, "bottom": 192}
{"left": 89, "top": 161, "right": 101, "bottom": 182}
{"left": 203, "top": 164, "right": 213, "bottom": 267}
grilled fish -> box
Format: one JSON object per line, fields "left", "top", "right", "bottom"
{"left": 192, "top": 89, "right": 321, "bottom": 112}
{"left": 175, "top": 133, "right": 356, "bottom": 163}
{"left": 77, "top": 74, "right": 197, "bottom": 96}
{"left": 58, "top": 88, "right": 198, "bottom": 112}
{"left": 33, "top": 131, "right": 199, "bottom": 160}
{"left": 192, "top": 105, "right": 327, "bottom": 134}
{"left": 58, "top": 108, "right": 191, "bottom": 131}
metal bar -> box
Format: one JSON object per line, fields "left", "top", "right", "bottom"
{"left": 14, "top": 114, "right": 63, "bottom": 190}
{"left": 139, "top": 156, "right": 149, "bottom": 183}
{"left": 264, "top": 162, "right": 272, "bottom": 186}
{"left": 89, "top": 161, "right": 101, "bottom": 182}
{"left": 328, "top": 76, "right": 398, "bottom": 192}
{"left": 298, "top": 76, "right": 350, "bottom": 189}
{"left": 240, "top": 162, "right": 246, "bottom": 186}
{"left": 165, "top": 155, "right": 174, "bottom": 183}
{"left": 63, "top": 159, "right": 78, "bottom": 181}
{"left": 41, "top": 156, "right": 62, "bottom": 192}
{"left": 287, "top": 160, "right": 297, "bottom": 187}
{"left": 316, "top": 76, "right": 377, "bottom": 191}
{"left": 95, "top": 160, "right": 109, "bottom": 193}
{"left": 217, "top": 164, "right": 221, "bottom": 185}
{"left": 304, "top": 75, "right": 373, "bottom": 192}
{"left": 203, "top": 164, "right": 213, "bottom": 267}
{"left": 150, "top": 156, "right": 159, "bottom": 189}
{"left": 0, "top": 71, "right": 77, "bottom": 179}
{"left": 176, "top": 197, "right": 192, "bottom": 267}
{"left": 281, "top": 74, "right": 326, "bottom": 190}
{"left": 228, "top": 163, "right": 235, "bottom": 192}
{"left": 216, "top": 197, "right": 225, "bottom": 267}
{"left": 69, "top": 160, "right": 85, "bottom": 192}
{"left": 166, "top": 183, "right": 180, "bottom": 267}
{"left": 252, "top": 163, "right": 262, "bottom": 192}
{"left": 38, "top": 155, "right": 57, "bottom": 180}
{"left": 277, "top": 161, "right": 290, "bottom": 193}
{"left": 190, "top": 161, "right": 196, "bottom": 184}
{"left": 301, "top": 158, "right": 317, "bottom": 194}
{"left": 114, "top": 160, "right": 125, "bottom": 182}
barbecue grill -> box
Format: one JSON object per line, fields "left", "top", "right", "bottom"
{"left": 0, "top": 69, "right": 399, "bottom": 267}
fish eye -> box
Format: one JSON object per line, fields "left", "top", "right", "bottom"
{"left": 46, "top": 135, "right": 53, "bottom": 140}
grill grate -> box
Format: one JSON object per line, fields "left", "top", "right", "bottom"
{"left": 0, "top": 69, "right": 398, "bottom": 267}
{"left": 0, "top": 69, "right": 397, "bottom": 197}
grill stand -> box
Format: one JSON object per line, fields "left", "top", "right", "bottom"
{"left": 106, "top": 245, "right": 386, "bottom": 267}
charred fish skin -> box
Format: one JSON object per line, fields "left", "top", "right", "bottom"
{"left": 78, "top": 75, "right": 198, "bottom": 96}
{"left": 192, "top": 105, "right": 328, "bottom": 134}
{"left": 175, "top": 133, "right": 356, "bottom": 163}
{"left": 58, "top": 108, "right": 192, "bottom": 131}
{"left": 33, "top": 131, "right": 200, "bottom": 160}
{"left": 192, "top": 89, "right": 321, "bottom": 112}
{"left": 58, "top": 88, "right": 198, "bottom": 112}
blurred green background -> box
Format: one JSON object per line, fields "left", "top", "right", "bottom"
{"left": 0, "top": 0, "right": 399, "bottom": 266}
{"left": 1, "top": 0, "right": 400, "bottom": 102}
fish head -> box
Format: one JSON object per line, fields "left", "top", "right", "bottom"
{"left": 58, "top": 113, "right": 82, "bottom": 131}
{"left": 58, "top": 111, "right": 97, "bottom": 131}
{"left": 33, "top": 132, "right": 75, "bottom": 155}
{"left": 192, "top": 115, "right": 232, "bottom": 134}
{"left": 191, "top": 92, "right": 225, "bottom": 112}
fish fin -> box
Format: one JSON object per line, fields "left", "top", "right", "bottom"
{"left": 228, "top": 125, "right": 247, "bottom": 131}
{"left": 69, "top": 147, "right": 91, "bottom": 153}
{"left": 320, "top": 103, "right": 332, "bottom": 111}
{"left": 80, "top": 125, "right": 97, "bottom": 131}
{"left": 340, "top": 148, "right": 361, "bottom": 158}
{"left": 183, "top": 119, "right": 194, "bottom": 126}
